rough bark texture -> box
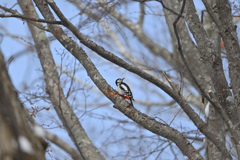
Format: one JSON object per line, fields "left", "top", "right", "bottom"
{"left": 185, "top": 0, "right": 238, "bottom": 130}
{"left": 203, "top": 1, "right": 226, "bottom": 159}
{"left": 216, "top": 0, "right": 240, "bottom": 125}
{"left": 1, "top": 0, "right": 240, "bottom": 159}
{"left": 17, "top": 1, "right": 105, "bottom": 160}
{"left": 29, "top": 0, "right": 206, "bottom": 159}
{"left": 163, "top": 0, "right": 211, "bottom": 91}
{"left": 0, "top": 51, "right": 45, "bottom": 160}
{"left": 205, "top": 103, "right": 226, "bottom": 160}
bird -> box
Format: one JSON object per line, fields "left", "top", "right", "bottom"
{"left": 115, "top": 78, "right": 135, "bottom": 104}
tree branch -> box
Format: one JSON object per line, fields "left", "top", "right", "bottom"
{"left": 0, "top": 50, "right": 45, "bottom": 160}
{"left": 137, "top": 2, "right": 145, "bottom": 26}
{"left": 0, "top": 5, "right": 62, "bottom": 25}
{"left": 29, "top": 0, "right": 206, "bottom": 159}
{"left": 215, "top": 0, "right": 240, "bottom": 126}
{"left": 45, "top": 2, "right": 233, "bottom": 157}
{"left": 170, "top": 0, "right": 232, "bottom": 158}
{"left": 25, "top": 110, "right": 82, "bottom": 160}
{"left": 18, "top": 0, "right": 105, "bottom": 159}
{"left": 185, "top": 0, "right": 238, "bottom": 129}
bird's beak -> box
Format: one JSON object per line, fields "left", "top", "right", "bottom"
{"left": 122, "top": 78, "right": 125, "bottom": 80}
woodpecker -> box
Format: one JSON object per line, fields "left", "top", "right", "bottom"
{"left": 115, "top": 78, "right": 135, "bottom": 104}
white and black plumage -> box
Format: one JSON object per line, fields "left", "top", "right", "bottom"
{"left": 115, "top": 78, "right": 135, "bottom": 104}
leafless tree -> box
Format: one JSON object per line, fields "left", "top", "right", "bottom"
{"left": 0, "top": 0, "right": 240, "bottom": 159}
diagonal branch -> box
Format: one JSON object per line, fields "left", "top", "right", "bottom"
{"left": 31, "top": 0, "right": 205, "bottom": 159}
{"left": 0, "top": 13, "right": 62, "bottom": 24}
{"left": 18, "top": 0, "right": 105, "bottom": 160}
{"left": 41, "top": 0, "right": 231, "bottom": 159}
{"left": 161, "top": 0, "right": 210, "bottom": 93}
{"left": 25, "top": 110, "right": 82, "bottom": 160}
{"left": 203, "top": 0, "right": 240, "bottom": 126}
{"left": 0, "top": 5, "right": 62, "bottom": 24}
{"left": 0, "top": 50, "right": 46, "bottom": 160}
{"left": 70, "top": 0, "right": 173, "bottom": 64}
{"left": 173, "top": 0, "right": 235, "bottom": 138}
{"left": 157, "top": 0, "right": 184, "bottom": 17}
{"left": 185, "top": 0, "right": 238, "bottom": 128}
{"left": 173, "top": 1, "right": 237, "bottom": 158}
{"left": 171, "top": 0, "right": 232, "bottom": 158}
{"left": 132, "top": 0, "right": 184, "bottom": 17}
{"left": 47, "top": 1, "right": 230, "bottom": 154}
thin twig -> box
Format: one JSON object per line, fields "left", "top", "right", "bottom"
{"left": 161, "top": 70, "right": 178, "bottom": 92}
{"left": 169, "top": 108, "right": 182, "bottom": 126}
{"left": 201, "top": 0, "right": 223, "bottom": 30}
{"left": 0, "top": 5, "right": 62, "bottom": 25}
{"left": 0, "top": 14, "right": 62, "bottom": 24}
{"left": 138, "top": 2, "right": 145, "bottom": 26}
{"left": 132, "top": 0, "right": 184, "bottom": 17}
{"left": 173, "top": 0, "right": 239, "bottom": 152}
{"left": 156, "top": 0, "right": 184, "bottom": 17}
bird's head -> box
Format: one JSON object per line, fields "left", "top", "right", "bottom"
{"left": 115, "top": 78, "right": 124, "bottom": 86}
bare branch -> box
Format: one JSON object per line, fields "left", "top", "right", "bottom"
{"left": 44, "top": 2, "right": 234, "bottom": 158}
{"left": 185, "top": 0, "right": 238, "bottom": 127}
{"left": 31, "top": 0, "right": 206, "bottom": 159}
{"left": 0, "top": 13, "right": 62, "bottom": 24}
{"left": 161, "top": 70, "right": 179, "bottom": 92}
{"left": 25, "top": 111, "right": 82, "bottom": 160}
{"left": 0, "top": 50, "right": 45, "bottom": 160}
{"left": 138, "top": 2, "right": 145, "bottom": 26}
{"left": 18, "top": 0, "right": 105, "bottom": 159}
{"left": 215, "top": 0, "right": 240, "bottom": 124}
{"left": 0, "top": 5, "right": 62, "bottom": 25}
{"left": 133, "top": 0, "right": 184, "bottom": 17}
{"left": 2, "top": 0, "right": 239, "bottom": 159}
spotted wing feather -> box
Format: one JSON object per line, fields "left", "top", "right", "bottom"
{"left": 120, "top": 82, "right": 134, "bottom": 101}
